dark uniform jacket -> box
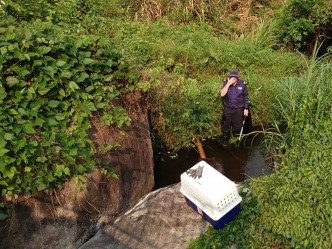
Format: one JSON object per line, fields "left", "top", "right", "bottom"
{"left": 222, "top": 79, "right": 249, "bottom": 109}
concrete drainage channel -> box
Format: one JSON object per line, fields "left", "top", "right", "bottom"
{"left": 154, "top": 136, "right": 273, "bottom": 189}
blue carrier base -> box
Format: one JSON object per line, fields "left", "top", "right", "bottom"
{"left": 184, "top": 196, "right": 241, "bottom": 229}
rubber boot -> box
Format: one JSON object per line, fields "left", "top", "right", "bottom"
{"left": 221, "top": 133, "right": 230, "bottom": 146}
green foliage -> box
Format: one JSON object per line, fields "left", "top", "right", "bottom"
{"left": 4, "top": 0, "right": 329, "bottom": 53}
{"left": 100, "top": 168, "right": 119, "bottom": 179}
{"left": 1, "top": 0, "right": 112, "bottom": 23}
{"left": 249, "top": 64, "right": 332, "bottom": 246}
{"left": 249, "top": 122, "right": 332, "bottom": 248}
{"left": 2, "top": 0, "right": 83, "bottom": 23}
{"left": 109, "top": 18, "right": 304, "bottom": 79}
{"left": 0, "top": 20, "right": 137, "bottom": 195}
{"left": 254, "top": 56, "right": 332, "bottom": 248}
{"left": 250, "top": 18, "right": 278, "bottom": 50}
{"left": 188, "top": 187, "right": 262, "bottom": 249}
{"left": 265, "top": 48, "right": 332, "bottom": 156}
{"left": 0, "top": 212, "right": 8, "bottom": 221}
{"left": 0, "top": 0, "right": 124, "bottom": 36}
{"left": 276, "top": 0, "right": 332, "bottom": 51}
{"left": 149, "top": 71, "right": 222, "bottom": 150}
{"left": 108, "top": 19, "right": 304, "bottom": 150}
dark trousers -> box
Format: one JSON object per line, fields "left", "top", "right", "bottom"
{"left": 221, "top": 106, "right": 244, "bottom": 136}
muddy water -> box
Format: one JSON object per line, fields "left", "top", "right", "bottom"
{"left": 154, "top": 137, "right": 272, "bottom": 189}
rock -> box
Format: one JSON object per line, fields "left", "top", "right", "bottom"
{"left": 80, "top": 183, "right": 210, "bottom": 249}
{"left": 6, "top": 91, "right": 155, "bottom": 249}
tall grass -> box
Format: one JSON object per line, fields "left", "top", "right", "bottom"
{"left": 247, "top": 52, "right": 332, "bottom": 248}
{"left": 262, "top": 45, "right": 332, "bottom": 163}
{"left": 133, "top": 0, "right": 225, "bottom": 22}
{"left": 276, "top": 47, "right": 331, "bottom": 121}
{"left": 131, "top": 0, "right": 254, "bottom": 23}
{"left": 250, "top": 18, "right": 278, "bottom": 49}
{"left": 115, "top": 0, "right": 285, "bottom": 37}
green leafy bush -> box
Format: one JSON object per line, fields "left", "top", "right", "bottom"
{"left": 250, "top": 59, "right": 332, "bottom": 248}
{"left": 149, "top": 72, "right": 222, "bottom": 150}
{"left": 1, "top": 0, "right": 110, "bottom": 23}
{"left": 0, "top": 20, "right": 137, "bottom": 195}
{"left": 276, "top": 0, "right": 332, "bottom": 51}
{"left": 0, "top": 0, "right": 124, "bottom": 36}
{"left": 2, "top": 0, "right": 83, "bottom": 23}
{"left": 187, "top": 187, "right": 262, "bottom": 249}
{"left": 249, "top": 121, "right": 332, "bottom": 248}
{"left": 0, "top": 212, "right": 8, "bottom": 221}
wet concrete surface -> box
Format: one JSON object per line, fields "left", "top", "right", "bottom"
{"left": 154, "top": 136, "right": 272, "bottom": 189}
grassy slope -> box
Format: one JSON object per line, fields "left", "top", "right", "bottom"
{"left": 108, "top": 18, "right": 304, "bottom": 149}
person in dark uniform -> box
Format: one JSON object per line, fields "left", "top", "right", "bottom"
{"left": 220, "top": 69, "right": 249, "bottom": 143}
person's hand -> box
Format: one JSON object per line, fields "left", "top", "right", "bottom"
{"left": 227, "top": 77, "right": 237, "bottom": 86}
{"left": 221, "top": 77, "right": 237, "bottom": 97}
{"left": 244, "top": 109, "right": 249, "bottom": 116}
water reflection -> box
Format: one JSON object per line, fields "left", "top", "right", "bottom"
{"left": 204, "top": 139, "right": 249, "bottom": 182}
{"left": 154, "top": 137, "right": 272, "bottom": 189}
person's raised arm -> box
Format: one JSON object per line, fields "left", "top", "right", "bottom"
{"left": 220, "top": 78, "right": 236, "bottom": 97}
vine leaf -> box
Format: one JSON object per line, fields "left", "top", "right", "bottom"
{"left": 6, "top": 76, "right": 19, "bottom": 87}
{"left": 69, "top": 81, "right": 80, "bottom": 91}
{"left": 0, "top": 213, "right": 8, "bottom": 221}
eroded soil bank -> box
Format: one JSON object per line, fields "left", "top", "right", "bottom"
{"left": 3, "top": 91, "right": 155, "bottom": 249}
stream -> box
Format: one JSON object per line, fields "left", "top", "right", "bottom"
{"left": 154, "top": 136, "right": 272, "bottom": 189}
